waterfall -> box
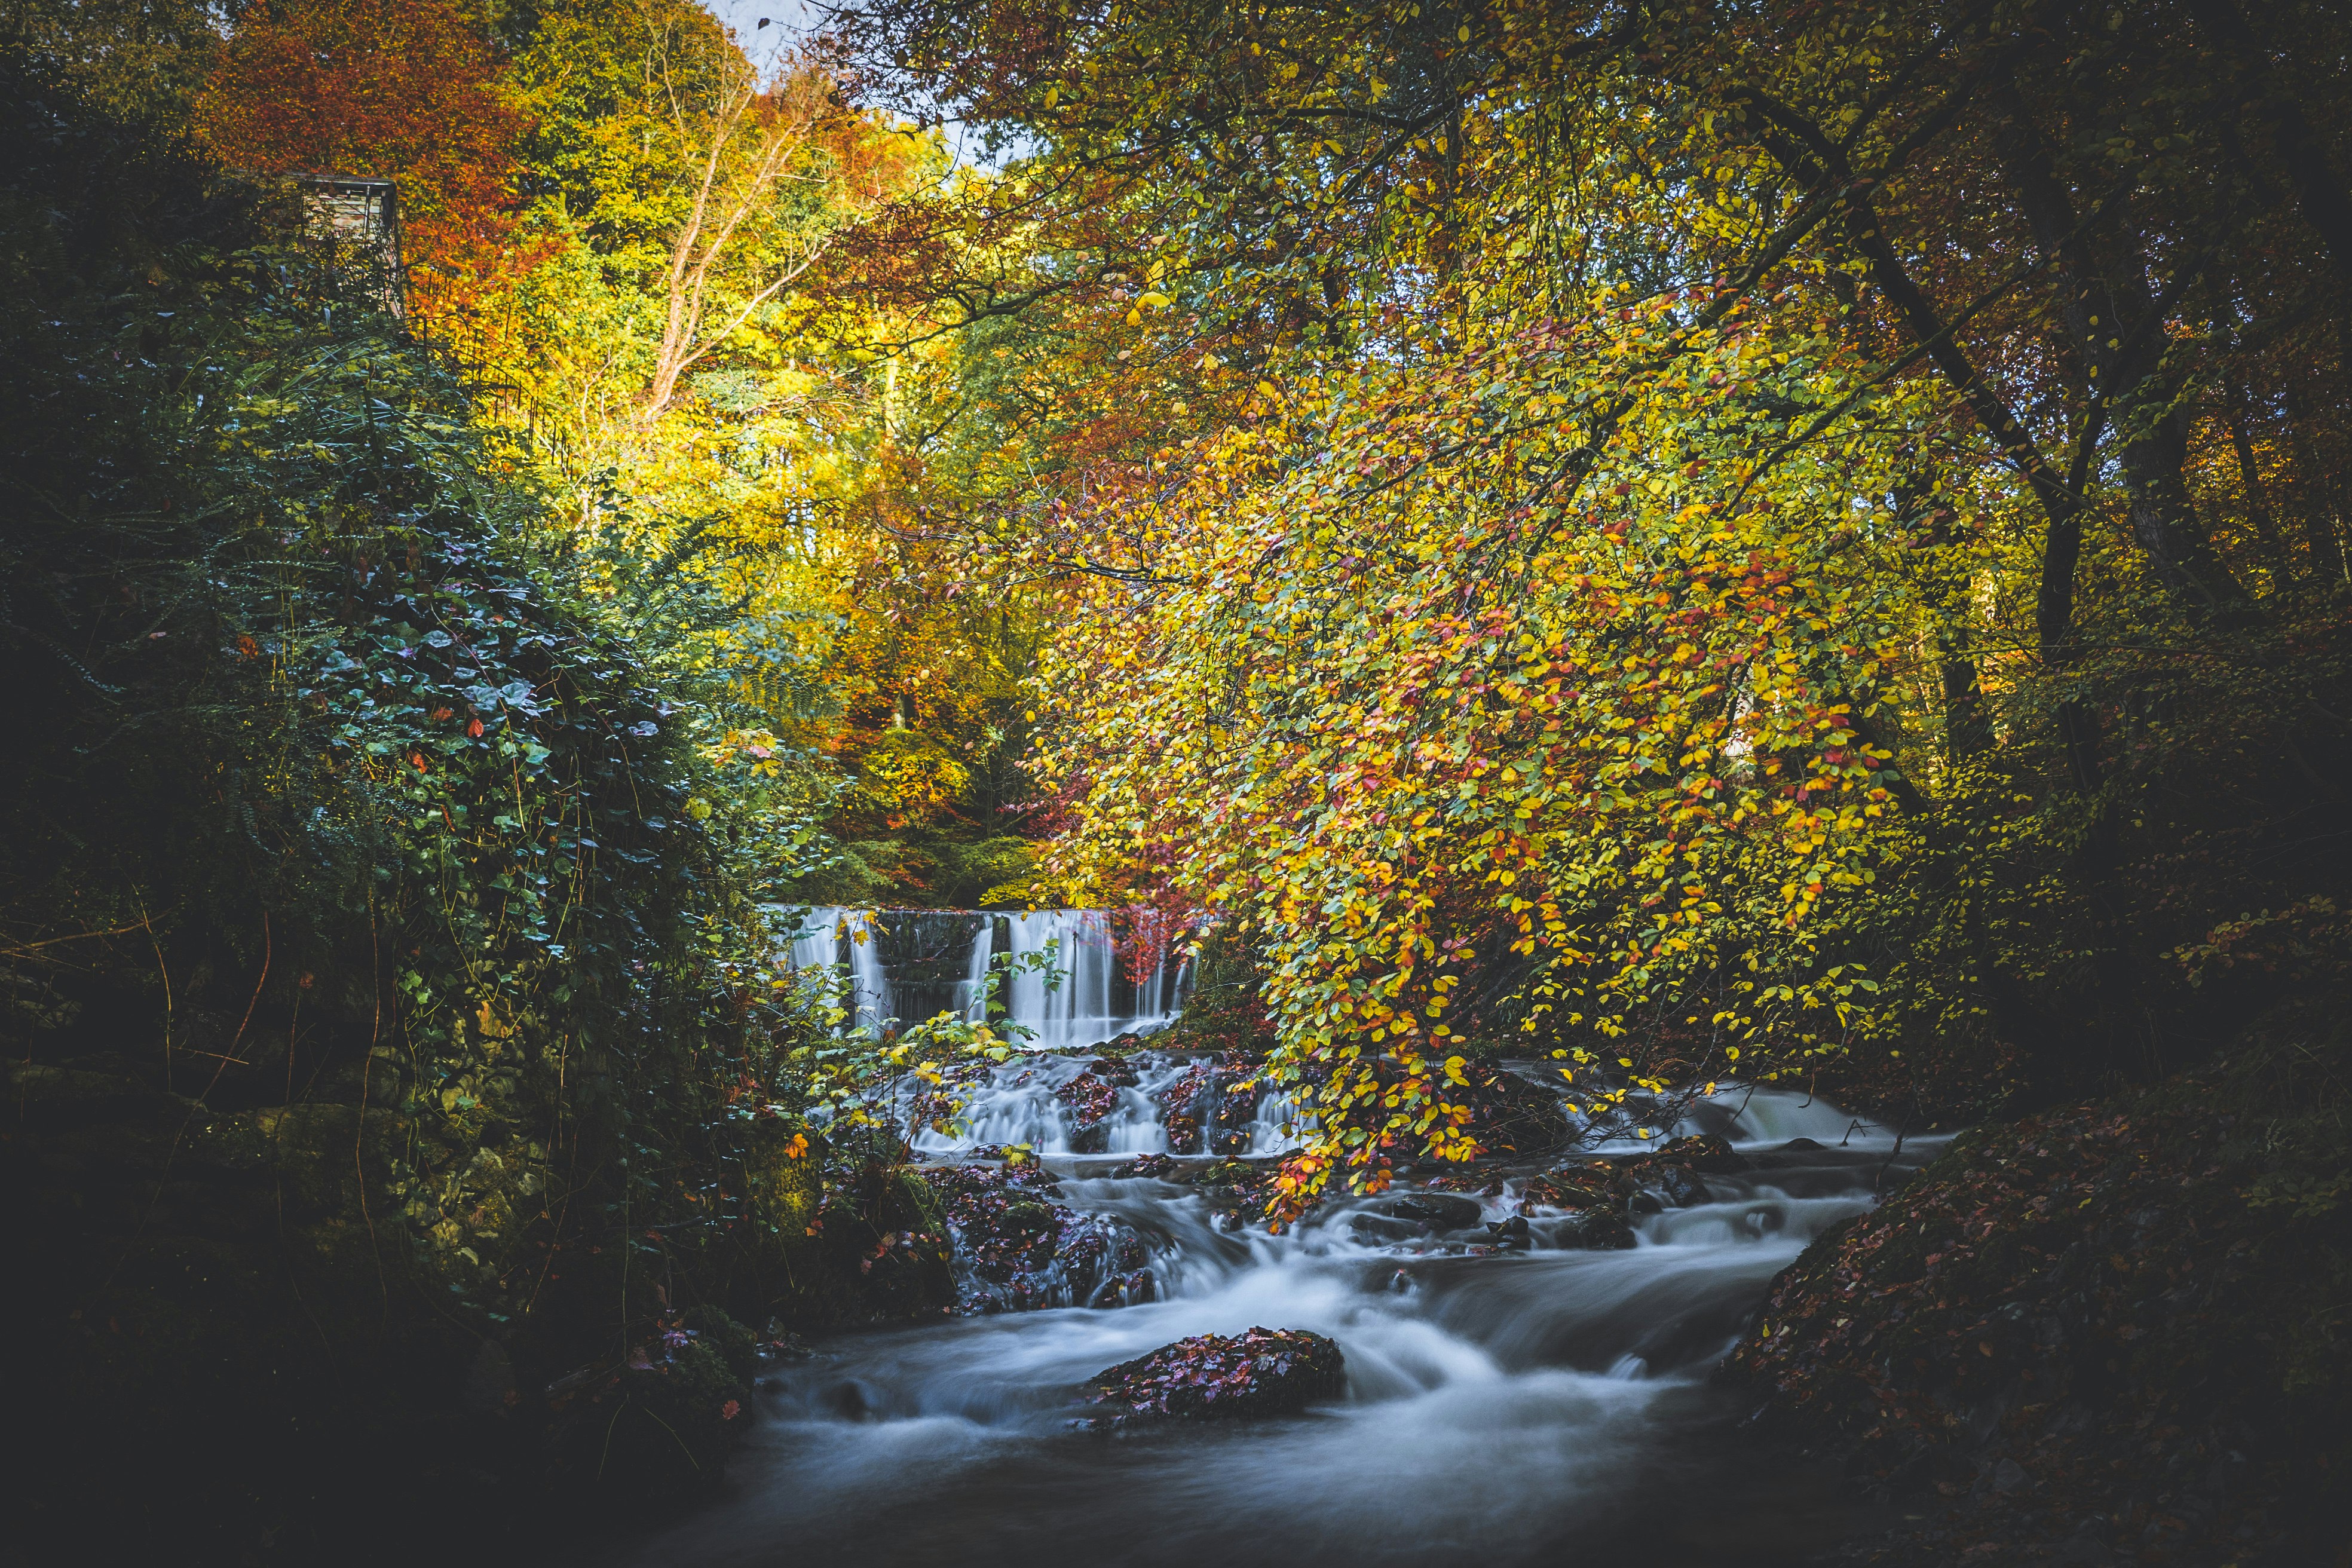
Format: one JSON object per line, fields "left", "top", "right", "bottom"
{"left": 788, "top": 905, "right": 1187, "bottom": 1049}
{"left": 957, "top": 916, "right": 995, "bottom": 1023}
{"left": 1003, "top": 909, "right": 1180, "bottom": 1052}
{"left": 902, "top": 1052, "right": 1231, "bottom": 1157}
{"left": 787, "top": 907, "right": 895, "bottom": 1033}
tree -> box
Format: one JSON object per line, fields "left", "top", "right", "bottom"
{"left": 192, "top": 0, "right": 533, "bottom": 320}
{"left": 839, "top": 0, "right": 2352, "bottom": 1211}
{"left": 645, "top": 59, "right": 843, "bottom": 421}
{"left": 0, "top": 0, "right": 221, "bottom": 121}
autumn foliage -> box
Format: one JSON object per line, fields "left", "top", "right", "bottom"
{"left": 825, "top": 0, "right": 2352, "bottom": 1214}
{"left": 193, "top": 0, "right": 532, "bottom": 313}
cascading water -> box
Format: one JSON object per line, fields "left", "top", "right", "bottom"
{"left": 786, "top": 907, "right": 896, "bottom": 1034}
{"left": 1002, "top": 911, "right": 1188, "bottom": 1052}
{"left": 897, "top": 1052, "right": 1297, "bottom": 1160}
{"left": 605, "top": 1076, "right": 1943, "bottom": 1568}
{"left": 787, "top": 906, "right": 1186, "bottom": 1046}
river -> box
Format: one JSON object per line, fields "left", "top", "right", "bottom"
{"left": 607, "top": 1065, "right": 1935, "bottom": 1566}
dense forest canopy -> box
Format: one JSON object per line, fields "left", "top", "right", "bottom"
{"left": 823, "top": 0, "right": 2352, "bottom": 1208}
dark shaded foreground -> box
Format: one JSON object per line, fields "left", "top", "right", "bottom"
{"left": 1728, "top": 999, "right": 2352, "bottom": 1566}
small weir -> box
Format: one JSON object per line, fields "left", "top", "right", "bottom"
{"left": 789, "top": 906, "right": 1190, "bottom": 1051}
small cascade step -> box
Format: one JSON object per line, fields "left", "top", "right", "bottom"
{"left": 788, "top": 906, "right": 1192, "bottom": 1049}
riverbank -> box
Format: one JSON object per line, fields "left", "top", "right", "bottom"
{"left": 1724, "top": 997, "right": 2352, "bottom": 1567}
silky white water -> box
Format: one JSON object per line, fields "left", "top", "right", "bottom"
{"left": 788, "top": 906, "right": 1188, "bottom": 1048}
{"left": 607, "top": 1086, "right": 1931, "bottom": 1567}
{"left": 899, "top": 1052, "right": 1298, "bottom": 1159}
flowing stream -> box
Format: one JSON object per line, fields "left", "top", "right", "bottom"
{"left": 609, "top": 1062, "right": 1940, "bottom": 1567}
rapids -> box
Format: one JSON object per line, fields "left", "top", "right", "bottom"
{"left": 606, "top": 1079, "right": 1941, "bottom": 1567}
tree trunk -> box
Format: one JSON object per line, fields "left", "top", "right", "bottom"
{"left": 2283, "top": 384, "right": 2351, "bottom": 584}
{"left": 1989, "top": 84, "right": 2250, "bottom": 617}
{"left": 2191, "top": 0, "right": 2352, "bottom": 376}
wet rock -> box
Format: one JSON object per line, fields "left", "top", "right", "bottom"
{"left": 1374, "top": 1192, "right": 1486, "bottom": 1230}
{"left": 1055, "top": 1071, "right": 1123, "bottom": 1153}
{"left": 1777, "top": 1135, "right": 1827, "bottom": 1153}
{"left": 1154, "top": 1063, "right": 1213, "bottom": 1154}
{"left": 1571, "top": 1212, "right": 1646, "bottom": 1250}
{"left": 1484, "top": 1214, "right": 1533, "bottom": 1251}
{"left": 1614, "top": 1143, "right": 1719, "bottom": 1207}
{"left": 1654, "top": 1133, "right": 1747, "bottom": 1174}
{"left": 917, "top": 1163, "right": 1154, "bottom": 1313}
{"left": 1154, "top": 1061, "right": 1265, "bottom": 1156}
{"left": 1550, "top": 1208, "right": 1639, "bottom": 1250}
{"left": 1108, "top": 1153, "right": 1180, "bottom": 1180}
{"left": 1517, "top": 1165, "right": 1618, "bottom": 1213}
{"left": 1192, "top": 1157, "right": 1278, "bottom": 1227}
{"left": 1515, "top": 1165, "right": 1639, "bottom": 1247}
{"left": 758, "top": 1322, "right": 814, "bottom": 1362}
{"left": 1209, "top": 1075, "right": 1267, "bottom": 1155}
{"left": 1649, "top": 1162, "right": 1712, "bottom": 1207}
{"left": 1049, "top": 1211, "right": 1154, "bottom": 1294}
{"left": 1425, "top": 1171, "right": 1508, "bottom": 1197}
{"left": 1338, "top": 1212, "right": 1421, "bottom": 1246}
{"left": 1083, "top": 1327, "right": 1345, "bottom": 1423}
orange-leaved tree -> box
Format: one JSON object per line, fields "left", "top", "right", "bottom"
{"left": 192, "top": 0, "right": 534, "bottom": 330}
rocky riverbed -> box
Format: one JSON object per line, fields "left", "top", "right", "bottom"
{"left": 598, "top": 1077, "right": 1928, "bottom": 1567}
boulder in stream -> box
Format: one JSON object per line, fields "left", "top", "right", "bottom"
{"left": 1083, "top": 1327, "right": 1345, "bottom": 1424}
{"left": 1190, "top": 1156, "right": 1279, "bottom": 1227}
{"left": 918, "top": 1162, "right": 1154, "bottom": 1313}
{"left": 1518, "top": 1165, "right": 1618, "bottom": 1211}
{"left": 1154, "top": 1061, "right": 1265, "bottom": 1155}
{"left": 1653, "top": 1132, "right": 1747, "bottom": 1173}
{"left": 1613, "top": 1136, "right": 1735, "bottom": 1206}
{"left": 1373, "top": 1192, "right": 1486, "bottom": 1230}
{"left": 1514, "top": 1167, "right": 1638, "bottom": 1248}
{"left": 1054, "top": 1070, "right": 1124, "bottom": 1153}
{"left": 1643, "top": 1161, "right": 1713, "bottom": 1208}
{"left": 1546, "top": 1206, "right": 1639, "bottom": 1250}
